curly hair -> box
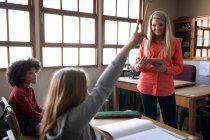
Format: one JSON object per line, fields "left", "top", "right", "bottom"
{"left": 6, "top": 58, "right": 41, "bottom": 87}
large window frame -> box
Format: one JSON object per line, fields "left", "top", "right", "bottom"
{"left": 0, "top": 0, "right": 35, "bottom": 69}
{"left": 0, "top": 0, "right": 145, "bottom": 69}
{"left": 40, "top": 0, "right": 98, "bottom": 67}
{"left": 102, "top": 0, "right": 144, "bottom": 66}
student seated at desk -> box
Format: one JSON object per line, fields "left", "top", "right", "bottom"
{"left": 6, "top": 58, "right": 42, "bottom": 137}
{"left": 39, "top": 21, "right": 147, "bottom": 140}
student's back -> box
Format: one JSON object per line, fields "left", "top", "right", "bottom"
{"left": 39, "top": 20, "right": 147, "bottom": 140}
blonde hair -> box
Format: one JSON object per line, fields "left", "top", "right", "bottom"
{"left": 144, "top": 10, "right": 174, "bottom": 58}
{"left": 39, "top": 68, "right": 88, "bottom": 139}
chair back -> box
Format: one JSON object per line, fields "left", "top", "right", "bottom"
{"left": 0, "top": 97, "right": 22, "bottom": 140}
{"left": 0, "top": 97, "right": 10, "bottom": 119}
{"left": 174, "top": 64, "right": 196, "bottom": 82}
{"left": 6, "top": 106, "right": 22, "bottom": 138}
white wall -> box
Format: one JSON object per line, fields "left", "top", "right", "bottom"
{"left": 145, "top": 0, "right": 178, "bottom": 20}
{"left": 177, "top": 0, "right": 210, "bottom": 17}
{"left": 184, "top": 60, "right": 210, "bottom": 85}
{"left": 143, "top": 0, "right": 178, "bottom": 34}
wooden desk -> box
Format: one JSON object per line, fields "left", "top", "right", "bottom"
{"left": 90, "top": 116, "right": 198, "bottom": 140}
{"left": 113, "top": 77, "right": 195, "bottom": 111}
{"left": 175, "top": 85, "right": 210, "bottom": 135}
{"left": 113, "top": 77, "right": 207, "bottom": 135}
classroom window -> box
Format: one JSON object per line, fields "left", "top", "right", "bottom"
{"left": 41, "top": 0, "right": 97, "bottom": 67}
{"left": 102, "top": 0, "right": 143, "bottom": 65}
{"left": 0, "top": 1, "right": 34, "bottom": 69}
{"left": 7, "top": 0, "right": 28, "bottom": 5}
{"left": 9, "top": 47, "right": 32, "bottom": 63}
{"left": 42, "top": 47, "right": 62, "bottom": 67}
{"left": 9, "top": 10, "right": 30, "bottom": 42}
{"left": 63, "top": 48, "right": 78, "bottom": 66}
{"left": 0, "top": 47, "right": 8, "bottom": 68}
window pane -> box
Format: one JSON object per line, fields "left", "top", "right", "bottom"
{"left": 9, "top": 47, "right": 32, "bottom": 64}
{"left": 202, "top": 49, "right": 207, "bottom": 57}
{"left": 64, "top": 16, "right": 79, "bottom": 43}
{"left": 130, "top": 23, "right": 137, "bottom": 36}
{"left": 195, "top": 49, "right": 201, "bottom": 57}
{"left": 0, "top": 47, "right": 8, "bottom": 68}
{"left": 9, "top": 10, "right": 30, "bottom": 42}
{"left": 63, "top": 48, "right": 78, "bottom": 66}
{"left": 117, "top": 48, "right": 129, "bottom": 64}
{"left": 196, "top": 30, "right": 203, "bottom": 46}
{"left": 105, "top": 20, "right": 117, "bottom": 44}
{"left": 118, "top": 21, "right": 129, "bottom": 45}
{"left": 103, "top": 48, "right": 116, "bottom": 65}
{"left": 204, "top": 30, "right": 209, "bottom": 46}
{"left": 0, "top": 0, "right": 5, "bottom": 2}
{"left": 129, "top": 48, "right": 138, "bottom": 64}
{"left": 44, "top": 14, "right": 62, "bottom": 43}
{"left": 116, "top": 48, "right": 121, "bottom": 54}
{"left": 0, "top": 9, "right": 7, "bottom": 41}
{"left": 62, "top": 0, "right": 78, "bottom": 11}
{"left": 103, "top": 0, "right": 116, "bottom": 16}
{"left": 79, "top": 0, "right": 93, "bottom": 13}
{"left": 80, "top": 48, "right": 96, "bottom": 65}
{"left": 7, "top": 0, "right": 28, "bottom": 5}
{"left": 43, "top": 0, "right": 60, "bottom": 9}
{"left": 129, "top": 0, "right": 139, "bottom": 19}
{"left": 81, "top": 18, "right": 95, "bottom": 44}
{"left": 42, "top": 47, "right": 61, "bottom": 67}
{"left": 117, "top": 0, "right": 128, "bottom": 18}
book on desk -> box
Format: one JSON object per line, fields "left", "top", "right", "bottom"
{"left": 95, "top": 118, "right": 185, "bottom": 140}
{"left": 94, "top": 111, "right": 141, "bottom": 119}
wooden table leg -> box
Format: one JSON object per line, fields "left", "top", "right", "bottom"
{"left": 113, "top": 87, "right": 119, "bottom": 111}
{"left": 188, "top": 98, "right": 196, "bottom": 135}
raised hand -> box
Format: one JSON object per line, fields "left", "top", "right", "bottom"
{"left": 120, "top": 19, "right": 147, "bottom": 57}
{"left": 126, "top": 19, "right": 147, "bottom": 48}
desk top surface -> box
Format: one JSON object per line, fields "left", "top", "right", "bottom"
{"left": 118, "top": 77, "right": 195, "bottom": 88}
{"left": 175, "top": 85, "right": 210, "bottom": 97}
{"left": 117, "top": 77, "right": 210, "bottom": 98}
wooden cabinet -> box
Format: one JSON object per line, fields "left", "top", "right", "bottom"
{"left": 173, "top": 16, "right": 210, "bottom": 59}
{"left": 194, "top": 16, "right": 210, "bottom": 58}
{"left": 173, "top": 18, "right": 195, "bottom": 59}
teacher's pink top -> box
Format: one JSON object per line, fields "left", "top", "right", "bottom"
{"left": 135, "top": 38, "right": 183, "bottom": 96}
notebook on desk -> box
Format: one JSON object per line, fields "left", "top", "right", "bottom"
{"left": 94, "top": 111, "right": 141, "bottom": 119}
{"left": 96, "top": 118, "right": 185, "bottom": 140}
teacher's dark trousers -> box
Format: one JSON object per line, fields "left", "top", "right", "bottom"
{"left": 140, "top": 93, "right": 177, "bottom": 128}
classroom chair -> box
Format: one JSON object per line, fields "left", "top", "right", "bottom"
{"left": 0, "top": 97, "right": 39, "bottom": 140}
{"left": 0, "top": 97, "right": 22, "bottom": 140}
